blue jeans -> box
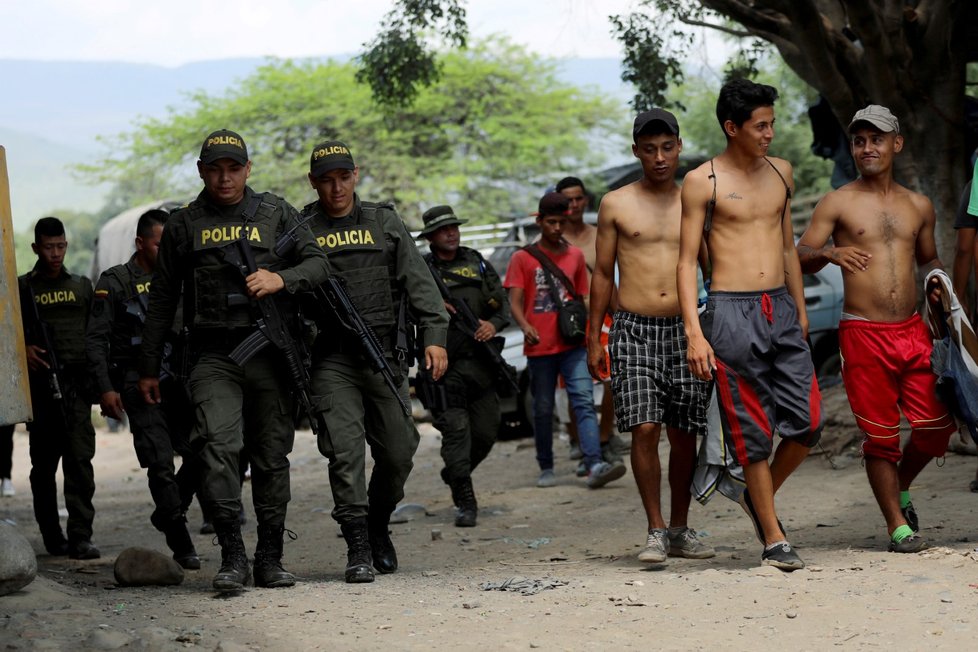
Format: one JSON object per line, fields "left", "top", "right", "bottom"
{"left": 527, "top": 347, "right": 601, "bottom": 471}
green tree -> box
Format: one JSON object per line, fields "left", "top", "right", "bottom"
{"left": 80, "top": 38, "right": 624, "bottom": 227}
{"left": 360, "top": 1, "right": 978, "bottom": 256}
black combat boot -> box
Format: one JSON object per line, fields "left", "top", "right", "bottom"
{"left": 340, "top": 518, "right": 374, "bottom": 583}
{"left": 164, "top": 519, "right": 200, "bottom": 570}
{"left": 367, "top": 509, "right": 397, "bottom": 574}
{"left": 213, "top": 523, "right": 251, "bottom": 591}
{"left": 41, "top": 528, "right": 69, "bottom": 556}
{"left": 253, "top": 524, "right": 296, "bottom": 588}
{"left": 450, "top": 476, "right": 478, "bottom": 528}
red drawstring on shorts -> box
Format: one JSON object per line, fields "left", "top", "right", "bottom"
{"left": 761, "top": 292, "right": 773, "bottom": 324}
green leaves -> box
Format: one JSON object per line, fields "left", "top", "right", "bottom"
{"left": 356, "top": 0, "right": 468, "bottom": 110}
{"left": 80, "top": 39, "right": 623, "bottom": 228}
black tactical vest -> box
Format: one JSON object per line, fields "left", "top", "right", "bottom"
{"left": 20, "top": 269, "right": 91, "bottom": 366}
{"left": 302, "top": 200, "right": 399, "bottom": 334}
{"left": 100, "top": 261, "right": 153, "bottom": 365}
{"left": 180, "top": 193, "right": 283, "bottom": 329}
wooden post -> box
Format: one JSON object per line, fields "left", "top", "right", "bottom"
{"left": 0, "top": 145, "right": 33, "bottom": 425}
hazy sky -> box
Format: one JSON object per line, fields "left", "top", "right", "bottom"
{"left": 2, "top": 0, "right": 649, "bottom": 65}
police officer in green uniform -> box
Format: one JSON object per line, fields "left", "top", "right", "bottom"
{"left": 86, "top": 209, "right": 201, "bottom": 569}
{"left": 19, "top": 217, "right": 99, "bottom": 559}
{"left": 420, "top": 206, "right": 510, "bottom": 527}
{"left": 302, "top": 140, "right": 448, "bottom": 583}
{"left": 138, "top": 130, "right": 330, "bottom": 591}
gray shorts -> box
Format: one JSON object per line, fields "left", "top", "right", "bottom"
{"left": 701, "top": 287, "right": 823, "bottom": 465}
{"left": 608, "top": 311, "right": 709, "bottom": 435}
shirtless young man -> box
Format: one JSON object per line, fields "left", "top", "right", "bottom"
{"left": 678, "top": 79, "right": 823, "bottom": 571}
{"left": 797, "top": 105, "right": 955, "bottom": 553}
{"left": 589, "top": 109, "right": 715, "bottom": 564}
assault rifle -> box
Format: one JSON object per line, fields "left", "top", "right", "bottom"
{"left": 25, "top": 283, "right": 69, "bottom": 427}
{"left": 221, "top": 233, "right": 322, "bottom": 438}
{"left": 425, "top": 260, "right": 518, "bottom": 395}
{"left": 274, "top": 219, "right": 411, "bottom": 417}
{"left": 313, "top": 279, "right": 412, "bottom": 416}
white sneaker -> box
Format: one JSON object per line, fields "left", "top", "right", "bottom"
{"left": 0, "top": 478, "right": 14, "bottom": 497}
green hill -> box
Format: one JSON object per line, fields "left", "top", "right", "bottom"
{"left": 1, "top": 128, "right": 108, "bottom": 230}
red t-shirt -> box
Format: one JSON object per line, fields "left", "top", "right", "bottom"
{"left": 504, "top": 244, "right": 589, "bottom": 357}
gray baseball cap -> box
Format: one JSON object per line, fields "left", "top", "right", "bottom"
{"left": 848, "top": 105, "right": 900, "bottom": 134}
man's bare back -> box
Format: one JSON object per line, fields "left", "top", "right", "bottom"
{"left": 682, "top": 154, "right": 795, "bottom": 293}
{"left": 804, "top": 181, "right": 934, "bottom": 321}
{"left": 598, "top": 181, "right": 683, "bottom": 316}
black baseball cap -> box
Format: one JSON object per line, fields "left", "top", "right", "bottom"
{"left": 310, "top": 140, "right": 356, "bottom": 177}
{"left": 632, "top": 108, "right": 680, "bottom": 141}
{"left": 199, "top": 129, "right": 249, "bottom": 165}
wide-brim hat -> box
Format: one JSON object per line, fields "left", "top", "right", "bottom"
{"left": 418, "top": 205, "right": 467, "bottom": 237}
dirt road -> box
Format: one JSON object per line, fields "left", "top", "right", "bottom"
{"left": 2, "top": 386, "right": 977, "bottom": 650}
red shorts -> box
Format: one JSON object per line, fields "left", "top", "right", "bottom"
{"left": 839, "top": 314, "right": 956, "bottom": 463}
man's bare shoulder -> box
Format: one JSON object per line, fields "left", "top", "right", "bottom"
{"left": 895, "top": 183, "right": 933, "bottom": 212}
{"left": 765, "top": 155, "right": 794, "bottom": 174}
{"left": 600, "top": 180, "right": 654, "bottom": 207}
{"left": 680, "top": 163, "right": 713, "bottom": 199}
{"left": 600, "top": 182, "right": 636, "bottom": 204}
{"left": 765, "top": 156, "right": 794, "bottom": 186}
{"left": 684, "top": 160, "right": 714, "bottom": 183}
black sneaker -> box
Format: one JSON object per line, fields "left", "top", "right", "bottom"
{"left": 761, "top": 541, "right": 804, "bottom": 571}
{"left": 738, "top": 489, "right": 786, "bottom": 544}
{"left": 901, "top": 502, "right": 919, "bottom": 533}
{"left": 888, "top": 533, "right": 926, "bottom": 553}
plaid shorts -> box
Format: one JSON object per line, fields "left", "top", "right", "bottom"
{"left": 608, "top": 311, "right": 709, "bottom": 435}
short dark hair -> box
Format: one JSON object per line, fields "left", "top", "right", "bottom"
{"left": 34, "top": 216, "right": 65, "bottom": 243}
{"left": 555, "top": 176, "right": 586, "bottom": 194}
{"left": 137, "top": 209, "right": 168, "bottom": 239}
{"left": 716, "top": 78, "right": 779, "bottom": 136}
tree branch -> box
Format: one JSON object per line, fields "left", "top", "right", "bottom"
{"left": 699, "top": 0, "right": 790, "bottom": 40}
{"left": 673, "top": 16, "right": 752, "bottom": 38}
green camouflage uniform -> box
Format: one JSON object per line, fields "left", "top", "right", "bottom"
{"left": 18, "top": 263, "right": 96, "bottom": 547}
{"left": 86, "top": 255, "right": 200, "bottom": 531}
{"left": 301, "top": 195, "right": 448, "bottom": 525}
{"left": 138, "top": 187, "right": 329, "bottom": 530}
{"left": 424, "top": 246, "right": 509, "bottom": 484}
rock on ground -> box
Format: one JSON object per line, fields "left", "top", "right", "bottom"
{"left": 0, "top": 521, "right": 37, "bottom": 596}
{"left": 114, "top": 547, "right": 184, "bottom": 586}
